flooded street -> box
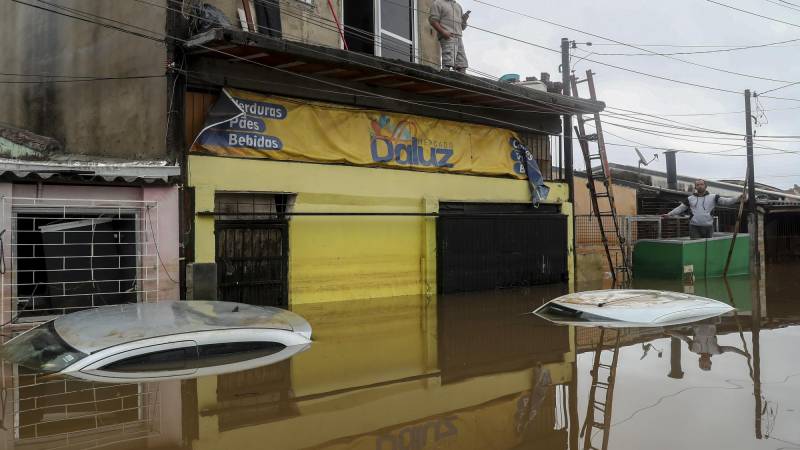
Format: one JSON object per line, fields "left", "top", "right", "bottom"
{"left": 2, "top": 268, "right": 800, "bottom": 450}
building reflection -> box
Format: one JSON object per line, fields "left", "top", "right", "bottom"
{"left": 3, "top": 275, "right": 800, "bottom": 450}
{"left": 0, "top": 363, "right": 183, "bottom": 450}
{"left": 186, "top": 287, "right": 575, "bottom": 450}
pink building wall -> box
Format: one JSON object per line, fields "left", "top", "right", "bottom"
{"left": 0, "top": 182, "right": 180, "bottom": 324}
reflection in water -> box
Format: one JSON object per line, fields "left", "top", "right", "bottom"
{"left": 0, "top": 268, "right": 798, "bottom": 449}
{"left": 666, "top": 324, "right": 749, "bottom": 371}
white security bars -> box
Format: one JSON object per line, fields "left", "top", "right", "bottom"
{"left": 1, "top": 197, "right": 161, "bottom": 323}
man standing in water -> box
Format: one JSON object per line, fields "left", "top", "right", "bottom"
{"left": 663, "top": 179, "right": 741, "bottom": 239}
{"left": 429, "top": 0, "right": 470, "bottom": 73}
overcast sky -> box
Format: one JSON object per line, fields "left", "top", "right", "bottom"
{"left": 460, "top": 0, "right": 800, "bottom": 190}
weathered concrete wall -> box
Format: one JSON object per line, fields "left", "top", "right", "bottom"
{"left": 0, "top": 1, "right": 168, "bottom": 160}
{"left": 207, "top": 0, "right": 342, "bottom": 46}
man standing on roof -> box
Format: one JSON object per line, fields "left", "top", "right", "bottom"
{"left": 429, "top": 0, "right": 469, "bottom": 73}
{"left": 662, "top": 179, "right": 742, "bottom": 239}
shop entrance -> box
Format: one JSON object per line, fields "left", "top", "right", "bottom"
{"left": 214, "top": 193, "right": 290, "bottom": 308}
{"left": 436, "top": 203, "right": 568, "bottom": 294}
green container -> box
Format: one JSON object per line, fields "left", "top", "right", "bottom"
{"left": 633, "top": 234, "right": 750, "bottom": 279}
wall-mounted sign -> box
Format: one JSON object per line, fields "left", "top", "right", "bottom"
{"left": 191, "top": 88, "right": 549, "bottom": 202}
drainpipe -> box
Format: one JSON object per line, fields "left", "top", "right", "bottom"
{"left": 665, "top": 150, "right": 678, "bottom": 191}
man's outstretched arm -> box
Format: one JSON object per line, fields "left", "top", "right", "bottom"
{"left": 665, "top": 202, "right": 688, "bottom": 217}
{"left": 717, "top": 194, "right": 743, "bottom": 206}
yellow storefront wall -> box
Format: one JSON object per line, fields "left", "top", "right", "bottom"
{"left": 189, "top": 155, "right": 574, "bottom": 304}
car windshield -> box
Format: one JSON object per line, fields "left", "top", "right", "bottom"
{"left": 2, "top": 321, "right": 88, "bottom": 372}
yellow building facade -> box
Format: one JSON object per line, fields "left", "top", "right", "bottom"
{"left": 190, "top": 155, "right": 573, "bottom": 305}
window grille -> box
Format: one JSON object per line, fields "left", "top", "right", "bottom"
{"left": 7, "top": 365, "right": 162, "bottom": 448}
{"left": 1, "top": 197, "right": 161, "bottom": 323}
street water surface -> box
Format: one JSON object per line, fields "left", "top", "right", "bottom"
{"left": 1, "top": 266, "right": 799, "bottom": 450}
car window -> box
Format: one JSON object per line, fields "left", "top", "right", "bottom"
{"left": 2, "top": 322, "right": 88, "bottom": 372}
{"left": 101, "top": 347, "right": 198, "bottom": 372}
{"left": 195, "top": 342, "right": 286, "bottom": 368}
{"left": 99, "top": 342, "right": 285, "bottom": 372}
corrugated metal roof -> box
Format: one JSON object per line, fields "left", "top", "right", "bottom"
{"left": 0, "top": 158, "right": 180, "bottom": 184}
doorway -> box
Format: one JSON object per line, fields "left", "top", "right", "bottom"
{"left": 214, "top": 193, "right": 290, "bottom": 307}
{"left": 436, "top": 203, "right": 568, "bottom": 294}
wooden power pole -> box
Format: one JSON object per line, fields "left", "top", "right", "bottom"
{"left": 744, "top": 90, "right": 760, "bottom": 278}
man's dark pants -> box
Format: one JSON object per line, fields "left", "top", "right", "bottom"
{"left": 689, "top": 224, "right": 713, "bottom": 239}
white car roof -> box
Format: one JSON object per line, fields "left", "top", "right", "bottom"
{"left": 534, "top": 289, "right": 734, "bottom": 327}
{"left": 54, "top": 301, "right": 310, "bottom": 354}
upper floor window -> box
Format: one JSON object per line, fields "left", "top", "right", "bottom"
{"left": 343, "top": 0, "right": 418, "bottom": 62}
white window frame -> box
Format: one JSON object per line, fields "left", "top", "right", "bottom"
{"left": 373, "top": 0, "right": 419, "bottom": 63}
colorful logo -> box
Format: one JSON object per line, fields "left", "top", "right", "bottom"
{"left": 369, "top": 115, "right": 454, "bottom": 167}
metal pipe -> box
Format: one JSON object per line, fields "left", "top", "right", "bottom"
{"left": 197, "top": 211, "right": 561, "bottom": 217}
{"left": 664, "top": 150, "right": 678, "bottom": 190}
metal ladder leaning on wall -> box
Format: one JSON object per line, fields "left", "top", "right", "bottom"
{"left": 580, "top": 328, "right": 621, "bottom": 450}
{"left": 570, "top": 70, "right": 630, "bottom": 285}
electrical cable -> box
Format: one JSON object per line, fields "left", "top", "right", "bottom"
{"left": 602, "top": 120, "right": 800, "bottom": 155}
{"left": 135, "top": 0, "right": 582, "bottom": 117}
{"left": 146, "top": 206, "right": 179, "bottom": 284}
{"left": 579, "top": 36, "right": 800, "bottom": 56}
{"left": 16, "top": 0, "right": 575, "bottom": 125}
{"left": 6, "top": 0, "right": 783, "bottom": 121}
{"left": 266, "top": 0, "right": 789, "bottom": 96}
{"left": 9, "top": 0, "right": 164, "bottom": 42}
{"left": 473, "top": 0, "right": 800, "bottom": 85}
{"left": 0, "top": 74, "right": 165, "bottom": 84}
{"left": 17, "top": 0, "right": 800, "bottom": 160}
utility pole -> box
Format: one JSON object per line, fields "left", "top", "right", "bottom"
{"left": 561, "top": 38, "right": 576, "bottom": 289}
{"left": 744, "top": 90, "right": 760, "bottom": 278}
{"left": 561, "top": 38, "right": 574, "bottom": 203}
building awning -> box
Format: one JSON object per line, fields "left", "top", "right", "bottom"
{"left": 183, "top": 28, "right": 605, "bottom": 117}
{"left": 0, "top": 158, "right": 180, "bottom": 185}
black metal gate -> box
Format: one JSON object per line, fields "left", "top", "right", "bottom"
{"left": 437, "top": 204, "right": 567, "bottom": 294}
{"left": 215, "top": 220, "right": 288, "bottom": 307}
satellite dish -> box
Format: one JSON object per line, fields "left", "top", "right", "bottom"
{"left": 635, "top": 147, "right": 648, "bottom": 166}
{"left": 634, "top": 148, "right": 658, "bottom": 167}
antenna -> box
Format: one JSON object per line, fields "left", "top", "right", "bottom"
{"left": 635, "top": 148, "right": 658, "bottom": 167}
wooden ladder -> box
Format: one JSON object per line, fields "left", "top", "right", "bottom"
{"left": 571, "top": 70, "right": 630, "bottom": 285}
{"left": 581, "top": 328, "right": 621, "bottom": 450}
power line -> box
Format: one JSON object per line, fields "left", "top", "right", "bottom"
{"left": 131, "top": 0, "right": 580, "bottom": 116}
{"left": 13, "top": 0, "right": 578, "bottom": 137}
{"left": 764, "top": 0, "right": 800, "bottom": 13}
{"left": 0, "top": 74, "right": 164, "bottom": 84}
{"left": 579, "top": 36, "right": 800, "bottom": 56}
{"left": 269, "top": 0, "right": 798, "bottom": 97}
{"left": 601, "top": 120, "right": 800, "bottom": 155}
{"left": 18, "top": 0, "right": 800, "bottom": 161}
{"left": 10, "top": 0, "right": 164, "bottom": 42}
{"left": 472, "top": 0, "right": 799, "bottom": 85}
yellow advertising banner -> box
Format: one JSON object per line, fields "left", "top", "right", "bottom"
{"left": 191, "top": 88, "right": 532, "bottom": 179}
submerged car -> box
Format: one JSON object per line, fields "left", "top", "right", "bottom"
{"left": 533, "top": 289, "right": 734, "bottom": 328}
{"left": 2, "top": 301, "right": 312, "bottom": 382}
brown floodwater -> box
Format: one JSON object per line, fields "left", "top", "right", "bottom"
{"left": 2, "top": 265, "right": 800, "bottom": 450}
